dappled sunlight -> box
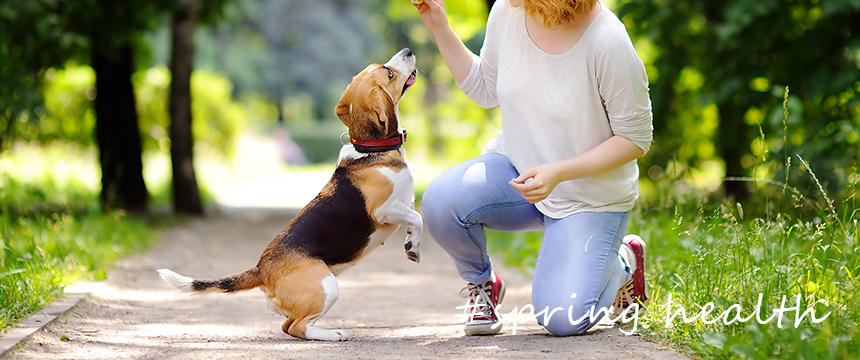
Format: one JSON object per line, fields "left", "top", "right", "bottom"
{"left": 2, "top": 0, "right": 856, "bottom": 357}
{"left": 0, "top": 143, "right": 100, "bottom": 191}
{"left": 0, "top": 131, "right": 339, "bottom": 210}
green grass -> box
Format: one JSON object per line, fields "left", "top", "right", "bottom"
{"left": 488, "top": 172, "right": 859, "bottom": 359}
{"left": 0, "top": 168, "right": 157, "bottom": 332}
{"left": 486, "top": 87, "right": 859, "bottom": 359}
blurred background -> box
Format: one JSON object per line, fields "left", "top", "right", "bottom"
{"left": 1, "top": 0, "right": 858, "bottom": 358}
{"left": 1, "top": 0, "right": 858, "bottom": 212}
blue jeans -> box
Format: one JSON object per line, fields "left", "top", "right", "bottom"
{"left": 421, "top": 153, "right": 631, "bottom": 336}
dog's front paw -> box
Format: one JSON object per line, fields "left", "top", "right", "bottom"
{"left": 405, "top": 241, "right": 421, "bottom": 263}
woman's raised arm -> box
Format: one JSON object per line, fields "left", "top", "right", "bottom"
{"left": 414, "top": 0, "right": 474, "bottom": 82}
{"left": 415, "top": 0, "right": 501, "bottom": 108}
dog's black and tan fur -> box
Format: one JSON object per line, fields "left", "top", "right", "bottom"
{"left": 158, "top": 49, "right": 422, "bottom": 341}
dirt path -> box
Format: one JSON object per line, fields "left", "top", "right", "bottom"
{"left": 4, "top": 208, "right": 687, "bottom": 359}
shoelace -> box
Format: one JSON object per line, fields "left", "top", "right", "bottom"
{"left": 613, "top": 280, "right": 635, "bottom": 310}
{"left": 459, "top": 282, "right": 496, "bottom": 322}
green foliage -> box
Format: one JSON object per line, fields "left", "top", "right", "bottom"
{"left": 32, "top": 66, "right": 96, "bottom": 145}
{"left": 398, "top": 77, "right": 501, "bottom": 164}
{"left": 0, "top": 174, "right": 155, "bottom": 331}
{"left": 0, "top": 0, "right": 87, "bottom": 148}
{"left": 489, "top": 165, "right": 860, "bottom": 359}
{"left": 286, "top": 122, "right": 344, "bottom": 163}
{"left": 168, "top": 0, "right": 378, "bottom": 121}
{"left": 188, "top": 70, "right": 246, "bottom": 157}
{"left": 370, "top": 0, "right": 495, "bottom": 163}
{"left": 20, "top": 65, "right": 245, "bottom": 158}
{"left": 617, "top": 0, "right": 860, "bottom": 199}
{"left": 0, "top": 0, "right": 176, "bottom": 148}
{"left": 626, "top": 166, "right": 859, "bottom": 358}
{"left": 135, "top": 67, "right": 246, "bottom": 158}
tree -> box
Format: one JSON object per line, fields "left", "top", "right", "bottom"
{"left": 618, "top": 0, "right": 860, "bottom": 200}
{"left": 169, "top": 0, "right": 204, "bottom": 214}
{"left": 70, "top": 0, "right": 174, "bottom": 212}
{"left": 0, "top": 1, "right": 84, "bottom": 151}
{"left": 1, "top": 0, "right": 173, "bottom": 212}
{"left": 91, "top": 42, "right": 149, "bottom": 212}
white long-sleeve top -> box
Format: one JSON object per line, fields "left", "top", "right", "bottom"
{"left": 457, "top": 0, "right": 653, "bottom": 218}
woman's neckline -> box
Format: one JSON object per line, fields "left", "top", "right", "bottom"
{"left": 520, "top": 3, "right": 606, "bottom": 58}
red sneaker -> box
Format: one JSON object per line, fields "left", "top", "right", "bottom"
{"left": 613, "top": 235, "right": 649, "bottom": 312}
{"left": 460, "top": 269, "right": 506, "bottom": 335}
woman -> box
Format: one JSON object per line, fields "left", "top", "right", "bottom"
{"left": 414, "top": 0, "right": 653, "bottom": 336}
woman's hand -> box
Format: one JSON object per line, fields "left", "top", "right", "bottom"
{"left": 413, "top": 0, "right": 449, "bottom": 36}
{"left": 509, "top": 162, "right": 565, "bottom": 204}
{"left": 507, "top": 135, "right": 645, "bottom": 204}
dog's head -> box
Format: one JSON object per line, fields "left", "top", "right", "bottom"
{"left": 335, "top": 48, "right": 417, "bottom": 142}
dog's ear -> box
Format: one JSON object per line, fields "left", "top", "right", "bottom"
{"left": 334, "top": 102, "right": 351, "bottom": 127}
{"left": 336, "top": 83, "right": 398, "bottom": 141}
{"left": 367, "top": 86, "right": 397, "bottom": 138}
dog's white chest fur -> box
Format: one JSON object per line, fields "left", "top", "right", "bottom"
{"left": 364, "top": 166, "right": 414, "bottom": 250}
{"left": 374, "top": 166, "right": 415, "bottom": 212}
{"left": 329, "top": 148, "right": 421, "bottom": 274}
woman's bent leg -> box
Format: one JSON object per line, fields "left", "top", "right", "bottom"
{"left": 532, "top": 211, "right": 631, "bottom": 336}
{"left": 421, "top": 153, "right": 543, "bottom": 284}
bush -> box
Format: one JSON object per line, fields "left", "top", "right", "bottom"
{"left": 16, "top": 66, "right": 97, "bottom": 145}
{"left": 286, "top": 122, "right": 345, "bottom": 164}
{"left": 135, "top": 66, "right": 246, "bottom": 158}
{"left": 15, "top": 64, "right": 245, "bottom": 158}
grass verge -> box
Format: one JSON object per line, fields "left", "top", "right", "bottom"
{"left": 0, "top": 166, "right": 157, "bottom": 332}
{"left": 488, "top": 174, "right": 859, "bottom": 359}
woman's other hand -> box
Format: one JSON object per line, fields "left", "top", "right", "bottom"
{"left": 509, "top": 163, "right": 564, "bottom": 204}
{"left": 414, "top": 0, "right": 449, "bottom": 36}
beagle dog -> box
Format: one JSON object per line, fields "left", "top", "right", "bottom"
{"left": 157, "top": 48, "right": 422, "bottom": 342}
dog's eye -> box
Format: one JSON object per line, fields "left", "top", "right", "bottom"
{"left": 386, "top": 67, "right": 394, "bottom": 79}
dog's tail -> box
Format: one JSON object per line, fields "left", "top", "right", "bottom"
{"left": 157, "top": 267, "right": 262, "bottom": 293}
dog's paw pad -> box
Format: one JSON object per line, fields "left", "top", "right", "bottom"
{"left": 404, "top": 241, "right": 412, "bottom": 250}
{"left": 406, "top": 250, "right": 420, "bottom": 263}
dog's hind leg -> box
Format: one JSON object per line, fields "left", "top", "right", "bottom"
{"left": 281, "top": 317, "right": 294, "bottom": 334}
{"left": 273, "top": 260, "right": 347, "bottom": 341}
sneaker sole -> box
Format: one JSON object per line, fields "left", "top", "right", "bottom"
{"left": 464, "top": 279, "right": 506, "bottom": 336}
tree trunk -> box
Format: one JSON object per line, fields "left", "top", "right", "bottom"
{"left": 717, "top": 101, "right": 750, "bottom": 200}
{"left": 168, "top": 0, "right": 203, "bottom": 215}
{"left": 0, "top": 111, "right": 12, "bottom": 151}
{"left": 92, "top": 43, "right": 149, "bottom": 213}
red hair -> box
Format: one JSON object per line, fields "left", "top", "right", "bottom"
{"left": 522, "top": 0, "right": 598, "bottom": 27}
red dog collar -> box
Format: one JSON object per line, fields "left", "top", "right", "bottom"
{"left": 350, "top": 129, "right": 407, "bottom": 153}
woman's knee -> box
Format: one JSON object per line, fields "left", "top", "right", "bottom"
{"left": 534, "top": 295, "right": 598, "bottom": 336}
{"left": 421, "top": 171, "right": 461, "bottom": 226}
{"left": 543, "top": 317, "right": 590, "bottom": 336}
{"left": 422, "top": 157, "right": 495, "bottom": 221}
